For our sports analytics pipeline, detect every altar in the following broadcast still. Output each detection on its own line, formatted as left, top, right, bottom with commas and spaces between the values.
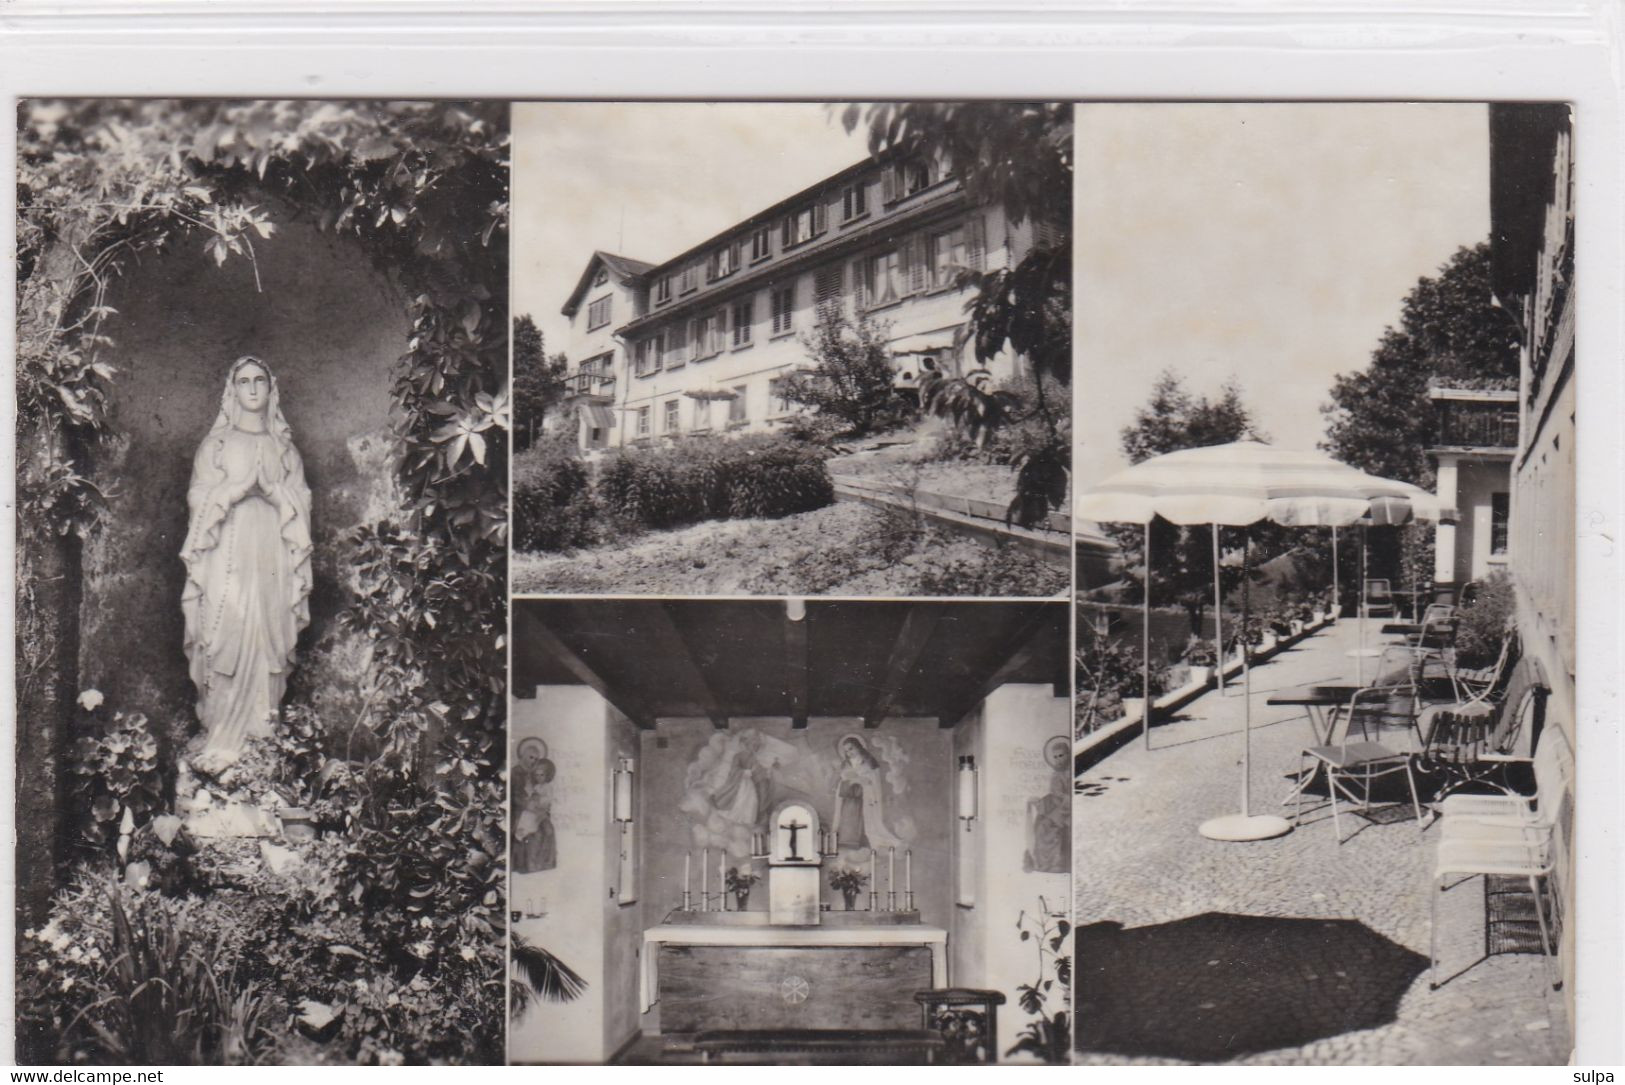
641, 917, 949, 1031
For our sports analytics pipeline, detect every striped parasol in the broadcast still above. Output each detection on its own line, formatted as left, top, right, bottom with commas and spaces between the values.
1075, 441, 1450, 529
1075, 441, 1449, 842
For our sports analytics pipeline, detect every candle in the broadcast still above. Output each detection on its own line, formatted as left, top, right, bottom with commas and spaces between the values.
906, 849, 912, 895
701, 847, 709, 911
889, 847, 895, 896
719, 851, 726, 905
871, 849, 877, 893
685, 850, 692, 902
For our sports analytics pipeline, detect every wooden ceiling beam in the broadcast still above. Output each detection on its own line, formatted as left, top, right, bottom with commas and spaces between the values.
654, 602, 730, 730
937, 605, 1062, 728
515, 606, 657, 729
862, 605, 941, 730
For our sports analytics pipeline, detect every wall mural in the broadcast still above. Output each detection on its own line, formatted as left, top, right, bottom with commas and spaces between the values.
513, 736, 558, 874
1023, 736, 1072, 875
831, 732, 916, 864
678, 727, 918, 864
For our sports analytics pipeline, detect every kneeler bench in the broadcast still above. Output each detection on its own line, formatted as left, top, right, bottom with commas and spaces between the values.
691, 1028, 945, 1064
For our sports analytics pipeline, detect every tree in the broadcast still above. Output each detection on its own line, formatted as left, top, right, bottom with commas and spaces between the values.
1107, 371, 1267, 638
1322, 243, 1519, 487
511, 314, 567, 450
782, 309, 910, 437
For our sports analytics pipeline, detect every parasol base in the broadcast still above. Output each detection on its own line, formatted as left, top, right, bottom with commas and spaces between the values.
1198, 813, 1293, 841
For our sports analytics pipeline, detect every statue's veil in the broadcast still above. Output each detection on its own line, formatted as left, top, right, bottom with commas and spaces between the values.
209, 355, 297, 459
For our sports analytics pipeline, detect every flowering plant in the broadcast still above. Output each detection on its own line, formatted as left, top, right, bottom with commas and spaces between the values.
828, 867, 869, 893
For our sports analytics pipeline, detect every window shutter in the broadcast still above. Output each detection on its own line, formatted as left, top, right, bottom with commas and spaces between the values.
814, 264, 842, 319
907, 235, 929, 294
781, 217, 793, 248
850, 257, 868, 312
966, 213, 986, 271
813, 200, 827, 236
882, 165, 898, 205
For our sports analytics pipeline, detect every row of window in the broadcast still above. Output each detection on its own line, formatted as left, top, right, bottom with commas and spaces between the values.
631, 379, 795, 437
647, 157, 950, 312
630, 216, 983, 378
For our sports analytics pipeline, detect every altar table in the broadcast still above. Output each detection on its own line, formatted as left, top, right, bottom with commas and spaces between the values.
641, 923, 948, 1030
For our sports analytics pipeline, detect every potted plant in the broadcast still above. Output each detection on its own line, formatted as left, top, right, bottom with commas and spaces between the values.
828, 866, 869, 911
725, 865, 760, 911
1183, 639, 1218, 687
1118, 661, 1168, 721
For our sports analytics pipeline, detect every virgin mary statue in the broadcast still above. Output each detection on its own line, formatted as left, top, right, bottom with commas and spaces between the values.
180, 356, 313, 767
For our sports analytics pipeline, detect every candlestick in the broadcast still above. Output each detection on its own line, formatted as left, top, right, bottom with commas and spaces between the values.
685, 850, 692, 905
719, 851, 726, 910
889, 846, 895, 897
701, 847, 709, 912
906, 849, 912, 895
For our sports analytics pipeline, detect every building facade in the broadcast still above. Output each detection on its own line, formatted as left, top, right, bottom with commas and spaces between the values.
555, 153, 1043, 451
1427, 383, 1516, 595
1487, 100, 1576, 1013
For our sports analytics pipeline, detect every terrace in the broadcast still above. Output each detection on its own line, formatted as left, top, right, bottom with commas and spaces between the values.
1073, 618, 1569, 1065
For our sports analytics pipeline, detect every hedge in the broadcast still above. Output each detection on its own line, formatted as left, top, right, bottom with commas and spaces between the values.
598, 433, 833, 530
513, 433, 598, 552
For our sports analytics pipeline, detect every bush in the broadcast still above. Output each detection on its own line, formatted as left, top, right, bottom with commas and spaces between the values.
598, 434, 833, 530
512, 433, 598, 552
1454, 569, 1515, 668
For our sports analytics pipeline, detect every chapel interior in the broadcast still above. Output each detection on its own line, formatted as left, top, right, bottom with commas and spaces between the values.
508, 598, 1071, 1065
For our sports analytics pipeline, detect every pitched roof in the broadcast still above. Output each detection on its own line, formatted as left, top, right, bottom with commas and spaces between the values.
561, 250, 655, 317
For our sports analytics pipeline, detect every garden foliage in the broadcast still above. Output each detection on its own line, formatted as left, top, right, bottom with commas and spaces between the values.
1454, 569, 1516, 669
513, 433, 599, 552
598, 434, 834, 531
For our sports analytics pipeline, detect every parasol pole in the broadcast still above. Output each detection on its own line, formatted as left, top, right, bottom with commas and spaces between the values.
1241, 527, 1252, 816
1143, 519, 1153, 749
1331, 526, 1340, 624
1212, 525, 1225, 696
1358, 524, 1368, 686
1197, 524, 1290, 842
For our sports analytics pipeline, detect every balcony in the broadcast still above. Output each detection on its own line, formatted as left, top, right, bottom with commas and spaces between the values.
1429, 388, 1518, 451
565, 370, 616, 400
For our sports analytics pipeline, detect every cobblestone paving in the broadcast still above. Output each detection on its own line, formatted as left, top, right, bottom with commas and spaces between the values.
1074, 621, 1570, 1065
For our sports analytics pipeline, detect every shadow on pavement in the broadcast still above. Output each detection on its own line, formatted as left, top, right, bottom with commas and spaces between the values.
1075, 912, 1428, 1062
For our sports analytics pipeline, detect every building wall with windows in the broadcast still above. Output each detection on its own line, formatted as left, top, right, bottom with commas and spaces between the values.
1488, 99, 1575, 1016
561, 154, 1042, 450
1428, 388, 1516, 593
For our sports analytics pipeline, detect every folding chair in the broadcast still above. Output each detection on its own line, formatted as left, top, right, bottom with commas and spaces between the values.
1291, 646, 1424, 843
1362, 578, 1397, 620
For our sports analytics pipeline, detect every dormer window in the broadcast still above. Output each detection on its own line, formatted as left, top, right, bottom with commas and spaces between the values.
780, 202, 827, 249
750, 225, 773, 262
841, 181, 868, 222
882, 158, 936, 205
707, 241, 741, 282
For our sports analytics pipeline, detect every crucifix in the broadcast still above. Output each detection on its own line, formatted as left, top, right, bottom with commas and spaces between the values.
781, 817, 809, 861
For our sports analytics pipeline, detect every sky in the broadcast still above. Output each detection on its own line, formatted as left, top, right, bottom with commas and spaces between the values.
1075, 102, 1491, 486
513, 102, 873, 352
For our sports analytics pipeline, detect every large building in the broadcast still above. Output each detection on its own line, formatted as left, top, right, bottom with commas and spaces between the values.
1487, 100, 1576, 1014
554, 151, 1047, 451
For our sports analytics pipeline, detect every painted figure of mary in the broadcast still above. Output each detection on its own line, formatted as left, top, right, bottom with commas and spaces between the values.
831, 733, 904, 853
180, 356, 313, 768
